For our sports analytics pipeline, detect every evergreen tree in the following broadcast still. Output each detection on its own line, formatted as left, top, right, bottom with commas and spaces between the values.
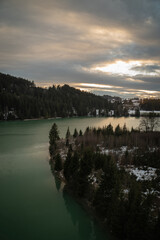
63, 146, 72, 181
54, 153, 63, 171
106, 123, 113, 135
94, 158, 121, 220
135, 108, 140, 117
49, 123, 60, 150
115, 124, 122, 136
80, 148, 93, 176
125, 182, 150, 240
73, 128, 78, 138
79, 129, 83, 136
122, 123, 128, 134
66, 127, 70, 139
69, 151, 79, 176
66, 138, 69, 147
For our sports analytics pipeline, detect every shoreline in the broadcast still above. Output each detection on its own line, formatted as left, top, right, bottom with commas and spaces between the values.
53, 170, 114, 239
1, 114, 160, 123
24, 117, 62, 121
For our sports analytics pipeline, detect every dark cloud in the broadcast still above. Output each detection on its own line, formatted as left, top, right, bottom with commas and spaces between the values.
0, 0, 160, 97
131, 65, 160, 73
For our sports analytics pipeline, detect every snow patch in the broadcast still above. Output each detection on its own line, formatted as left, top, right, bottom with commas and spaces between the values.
126, 166, 157, 181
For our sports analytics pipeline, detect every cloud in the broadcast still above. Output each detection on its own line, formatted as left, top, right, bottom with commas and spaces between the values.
131, 64, 160, 74
0, 0, 160, 98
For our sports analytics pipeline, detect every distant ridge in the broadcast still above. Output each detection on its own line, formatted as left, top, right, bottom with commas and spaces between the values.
0, 72, 113, 120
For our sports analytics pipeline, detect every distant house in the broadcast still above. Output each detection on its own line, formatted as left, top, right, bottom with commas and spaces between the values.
108, 110, 114, 116
72, 107, 77, 115
96, 109, 99, 116
128, 110, 136, 116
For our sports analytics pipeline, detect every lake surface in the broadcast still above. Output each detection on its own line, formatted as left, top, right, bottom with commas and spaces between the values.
0, 117, 142, 240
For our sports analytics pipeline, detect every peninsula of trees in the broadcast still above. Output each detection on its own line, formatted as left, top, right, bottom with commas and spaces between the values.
49, 123, 160, 240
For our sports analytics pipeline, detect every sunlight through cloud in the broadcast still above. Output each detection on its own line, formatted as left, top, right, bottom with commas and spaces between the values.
92, 61, 159, 77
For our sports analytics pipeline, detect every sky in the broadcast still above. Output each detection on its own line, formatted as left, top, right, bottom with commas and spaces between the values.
0, 0, 160, 98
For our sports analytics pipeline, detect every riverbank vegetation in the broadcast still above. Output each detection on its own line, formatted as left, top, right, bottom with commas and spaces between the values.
49, 123, 160, 240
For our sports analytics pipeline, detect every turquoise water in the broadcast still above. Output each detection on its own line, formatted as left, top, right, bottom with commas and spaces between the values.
0, 117, 141, 240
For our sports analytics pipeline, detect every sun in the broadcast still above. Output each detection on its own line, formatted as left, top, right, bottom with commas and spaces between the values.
93, 60, 141, 76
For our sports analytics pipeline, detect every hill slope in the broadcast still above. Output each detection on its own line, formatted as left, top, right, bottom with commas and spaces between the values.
0, 72, 112, 120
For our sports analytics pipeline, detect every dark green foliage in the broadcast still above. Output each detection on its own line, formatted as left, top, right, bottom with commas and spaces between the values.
94, 152, 106, 170
66, 138, 69, 147
85, 127, 90, 134
135, 108, 140, 117
49, 123, 160, 240
80, 148, 93, 176
79, 129, 83, 136
123, 107, 129, 117
0, 72, 112, 120
49, 123, 60, 148
94, 157, 121, 219
124, 182, 152, 240
54, 153, 63, 171
69, 151, 80, 177
115, 124, 122, 136
65, 127, 71, 146
73, 128, 78, 138
140, 98, 160, 111
106, 123, 113, 135
63, 146, 72, 181
66, 127, 70, 139
122, 123, 128, 134
75, 173, 89, 198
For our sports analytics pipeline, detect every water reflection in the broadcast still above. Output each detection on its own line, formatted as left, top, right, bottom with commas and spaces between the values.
63, 188, 92, 239
54, 176, 62, 192
62, 187, 110, 240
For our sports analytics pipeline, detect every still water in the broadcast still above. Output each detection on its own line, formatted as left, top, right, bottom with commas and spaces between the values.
0, 117, 141, 240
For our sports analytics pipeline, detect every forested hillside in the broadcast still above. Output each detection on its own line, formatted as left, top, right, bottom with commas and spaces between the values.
0, 72, 112, 120
140, 98, 160, 111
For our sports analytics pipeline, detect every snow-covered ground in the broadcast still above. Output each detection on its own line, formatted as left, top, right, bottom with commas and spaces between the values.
88, 174, 97, 184
140, 110, 160, 115
100, 146, 137, 155
126, 166, 157, 181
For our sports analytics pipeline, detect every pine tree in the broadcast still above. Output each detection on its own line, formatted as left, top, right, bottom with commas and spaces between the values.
64, 146, 72, 181
66, 127, 70, 139
106, 123, 113, 135
115, 124, 122, 136
49, 123, 60, 151
122, 123, 128, 134
54, 153, 63, 171
49, 123, 60, 145
79, 129, 83, 136
73, 128, 78, 138
69, 151, 79, 176
80, 148, 93, 176
66, 127, 70, 146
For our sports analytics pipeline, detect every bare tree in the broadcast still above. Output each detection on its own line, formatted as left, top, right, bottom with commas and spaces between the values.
139, 113, 159, 131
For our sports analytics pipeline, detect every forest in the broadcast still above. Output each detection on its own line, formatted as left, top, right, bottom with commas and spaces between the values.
140, 99, 160, 111
49, 123, 160, 240
1, 72, 160, 120
0, 72, 114, 120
